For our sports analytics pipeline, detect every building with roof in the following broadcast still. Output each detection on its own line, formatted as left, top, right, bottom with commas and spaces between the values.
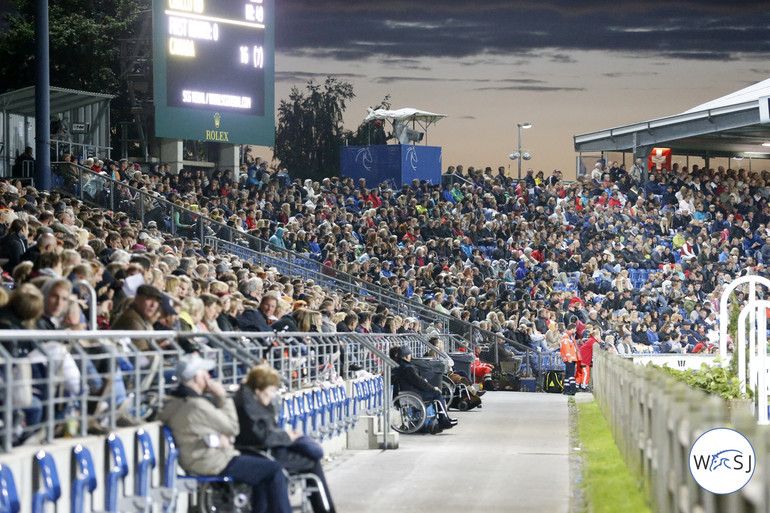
574, 78, 770, 174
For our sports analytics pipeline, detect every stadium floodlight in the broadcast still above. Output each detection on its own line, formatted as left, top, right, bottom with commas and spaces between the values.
513, 122, 532, 179
762, 142, 770, 147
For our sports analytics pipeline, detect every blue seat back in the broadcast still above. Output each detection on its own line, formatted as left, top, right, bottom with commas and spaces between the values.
0, 464, 20, 513
304, 391, 316, 435
33, 451, 61, 513
72, 444, 97, 513
293, 394, 305, 432
106, 433, 129, 512
135, 429, 156, 497
162, 427, 179, 489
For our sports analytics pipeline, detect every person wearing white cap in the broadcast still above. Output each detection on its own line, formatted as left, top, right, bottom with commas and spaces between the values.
159, 354, 291, 513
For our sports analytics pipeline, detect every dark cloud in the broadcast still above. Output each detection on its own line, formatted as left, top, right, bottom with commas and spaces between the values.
275, 72, 366, 83
459, 115, 477, 119
660, 51, 733, 61
475, 85, 585, 92
379, 58, 432, 70
603, 71, 660, 78
371, 76, 545, 85
549, 54, 576, 64
276, 1, 770, 62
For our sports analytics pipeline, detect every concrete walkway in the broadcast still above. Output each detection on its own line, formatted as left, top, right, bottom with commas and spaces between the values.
325, 391, 570, 513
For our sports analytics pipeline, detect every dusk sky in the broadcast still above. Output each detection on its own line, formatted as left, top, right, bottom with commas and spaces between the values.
254, 0, 770, 178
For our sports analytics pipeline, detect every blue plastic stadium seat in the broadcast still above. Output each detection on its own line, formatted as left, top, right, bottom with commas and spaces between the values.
278, 397, 293, 429
106, 433, 150, 513
161, 426, 232, 513
0, 464, 20, 513
72, 444, 98, 513
135, 429, 175, 506
33, 451, 61, 513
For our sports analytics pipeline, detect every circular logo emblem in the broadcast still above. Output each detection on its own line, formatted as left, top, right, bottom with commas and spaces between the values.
689, 427, 755, 494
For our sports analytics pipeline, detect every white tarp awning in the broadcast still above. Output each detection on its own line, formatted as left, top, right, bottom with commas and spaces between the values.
364, 107, 447, 127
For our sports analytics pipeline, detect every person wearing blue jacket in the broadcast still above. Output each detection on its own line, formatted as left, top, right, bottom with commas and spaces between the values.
269, 226, 286, 249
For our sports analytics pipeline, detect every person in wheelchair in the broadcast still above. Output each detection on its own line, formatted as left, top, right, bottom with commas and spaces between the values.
234, 365, 336, 513
159, 354, 292, 513
391, 345, 457, 430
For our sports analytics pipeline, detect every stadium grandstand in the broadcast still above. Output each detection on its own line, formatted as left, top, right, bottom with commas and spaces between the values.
0, 144, 769, 511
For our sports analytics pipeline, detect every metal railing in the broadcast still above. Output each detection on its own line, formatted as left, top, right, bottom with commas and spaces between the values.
51, 162, 545, 366
593, 347, 768, 513
0, 330, 419, 453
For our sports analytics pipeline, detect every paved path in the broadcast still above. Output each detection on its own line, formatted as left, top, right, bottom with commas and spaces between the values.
325, 391, 570, 513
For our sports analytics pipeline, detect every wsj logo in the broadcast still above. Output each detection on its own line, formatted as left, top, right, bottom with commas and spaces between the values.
689, 428, 755, 494
692, 449, 752, 473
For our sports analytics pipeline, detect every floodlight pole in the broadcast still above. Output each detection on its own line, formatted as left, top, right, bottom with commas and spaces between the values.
517, 124, 523, 180
516, 122, 531, 181
35, 0, 51, 191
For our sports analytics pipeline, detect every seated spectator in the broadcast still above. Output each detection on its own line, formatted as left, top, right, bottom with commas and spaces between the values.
111, 284, 163, 350
390, 345, 456, 430
160, 354, 292, 513
234, 365, 336, 513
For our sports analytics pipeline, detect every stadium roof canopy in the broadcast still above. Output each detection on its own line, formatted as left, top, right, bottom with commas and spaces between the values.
573, 78, 770, 159
0, 85, 114, 117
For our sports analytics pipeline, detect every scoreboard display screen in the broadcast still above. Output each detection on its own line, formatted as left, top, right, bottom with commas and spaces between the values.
153, 0, 275, 146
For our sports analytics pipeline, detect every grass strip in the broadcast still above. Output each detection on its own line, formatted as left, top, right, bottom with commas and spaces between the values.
577, 400, 651, 513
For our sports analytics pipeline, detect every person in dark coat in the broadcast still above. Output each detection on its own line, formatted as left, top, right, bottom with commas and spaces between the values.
237, 295, 276, 332
234, 365, 335, 513
0, 219, 29, 271
390, 345, 457, 430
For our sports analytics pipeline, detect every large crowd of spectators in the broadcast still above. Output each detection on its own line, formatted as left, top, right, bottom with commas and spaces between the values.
0, 151, 763, 443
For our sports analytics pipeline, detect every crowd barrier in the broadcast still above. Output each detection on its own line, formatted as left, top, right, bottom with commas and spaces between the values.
593, 347, 768, 513
0, 330, 440, 513
0, 331, 444, 453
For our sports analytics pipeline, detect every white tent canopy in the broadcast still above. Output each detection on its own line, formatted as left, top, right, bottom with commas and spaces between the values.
364, 107, 447, 127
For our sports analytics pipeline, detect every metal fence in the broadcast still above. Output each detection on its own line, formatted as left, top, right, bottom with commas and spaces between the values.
0, 330, 425, 453
593, 348, 768, 513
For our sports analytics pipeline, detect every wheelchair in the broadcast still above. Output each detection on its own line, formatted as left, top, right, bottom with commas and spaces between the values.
441, 375, 475, 411
389, 389, 442, 435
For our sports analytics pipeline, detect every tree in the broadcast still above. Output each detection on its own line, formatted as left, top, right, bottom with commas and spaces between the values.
0, 0, 149, 151
348, 94, 392, 146
273, 76, 355, 180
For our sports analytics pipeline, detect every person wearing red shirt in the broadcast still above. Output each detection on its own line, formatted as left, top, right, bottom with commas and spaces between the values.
576, 328, 597, 391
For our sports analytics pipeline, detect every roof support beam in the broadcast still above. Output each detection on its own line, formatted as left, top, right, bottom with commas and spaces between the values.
574, 108, 761, 153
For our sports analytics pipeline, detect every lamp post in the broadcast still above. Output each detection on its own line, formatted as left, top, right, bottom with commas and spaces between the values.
509, 122, 532, 180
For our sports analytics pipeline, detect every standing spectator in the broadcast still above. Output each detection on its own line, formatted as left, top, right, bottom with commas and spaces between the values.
560, 322, 579, 396
577, 329, 596, 391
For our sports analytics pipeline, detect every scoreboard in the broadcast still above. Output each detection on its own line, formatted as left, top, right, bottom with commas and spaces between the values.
153, 0, 275, 146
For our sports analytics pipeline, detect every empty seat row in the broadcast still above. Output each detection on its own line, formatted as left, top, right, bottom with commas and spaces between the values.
277, 377, 384, 441
0, 430, 163, 513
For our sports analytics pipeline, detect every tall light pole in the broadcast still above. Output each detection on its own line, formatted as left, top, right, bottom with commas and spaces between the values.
509, 122, 532, 180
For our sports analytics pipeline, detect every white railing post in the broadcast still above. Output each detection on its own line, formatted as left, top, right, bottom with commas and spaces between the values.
719, 275, 770, 361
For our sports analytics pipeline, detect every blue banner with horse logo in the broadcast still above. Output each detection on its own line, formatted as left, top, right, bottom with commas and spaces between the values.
341, 145, 442, 188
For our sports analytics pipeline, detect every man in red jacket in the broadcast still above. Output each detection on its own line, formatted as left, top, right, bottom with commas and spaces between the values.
577, 328, 597, 391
